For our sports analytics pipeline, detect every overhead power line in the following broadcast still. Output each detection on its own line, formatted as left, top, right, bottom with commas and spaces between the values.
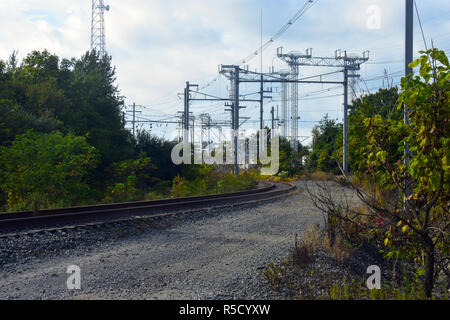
414, 0, 428, 51
239, 0, 318, 65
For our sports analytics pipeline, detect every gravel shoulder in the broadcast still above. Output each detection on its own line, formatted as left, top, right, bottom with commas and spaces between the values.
0, 181, 338, 300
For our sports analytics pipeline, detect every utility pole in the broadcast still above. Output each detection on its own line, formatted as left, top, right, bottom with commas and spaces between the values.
259, 75, 264, 159
259, 76, 272, 159
184, 82, 190, 145
132, 102, 136, 138
207, 117, 211, 147
276, 105, 279, 131
201, 114, 212, 149
343, 68, 349, 175
271, 106, 275, 141
260, 8, 264, 132
191, 116, 195, 148
259, 83, 273, 131
405, 0, 414, 178
126, 103, 141, 139
290, 63, 299, 157
260, 74, 264, 131
271, 106, 275, 131
405, 0, 414, 78
233, 66, 240, 177
183, 81, 199, 145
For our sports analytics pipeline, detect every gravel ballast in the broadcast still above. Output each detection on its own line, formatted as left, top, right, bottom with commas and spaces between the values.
0, 181, 340, 300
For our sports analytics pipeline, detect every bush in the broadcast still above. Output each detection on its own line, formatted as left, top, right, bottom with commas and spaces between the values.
0, 130, 99, 211
292, 232, 316, 268
306, 49, 450, 299
299, 171, 334, 181
170, 166, 257, 198
102, 154, 157, 203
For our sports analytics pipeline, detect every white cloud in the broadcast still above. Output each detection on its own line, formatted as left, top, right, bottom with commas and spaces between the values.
0, 0, 449, 142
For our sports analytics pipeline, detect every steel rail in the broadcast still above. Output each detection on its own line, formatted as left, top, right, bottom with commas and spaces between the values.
0, 181, 296, 234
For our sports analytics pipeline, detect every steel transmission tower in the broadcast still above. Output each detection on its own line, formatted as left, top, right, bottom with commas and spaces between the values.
275, 70, 290, 138
277, 49, 313, 156
91, 0, 110, 57
277, 47, 369, 173
200, 113, 212, 150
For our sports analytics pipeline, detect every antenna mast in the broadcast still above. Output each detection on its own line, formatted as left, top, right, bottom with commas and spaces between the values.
91, 0, 110, 57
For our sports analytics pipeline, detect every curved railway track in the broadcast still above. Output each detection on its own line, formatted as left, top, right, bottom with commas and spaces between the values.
0, 181, 296, 237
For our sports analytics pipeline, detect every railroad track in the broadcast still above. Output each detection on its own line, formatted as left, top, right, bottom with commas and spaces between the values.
0, 181, 296, 237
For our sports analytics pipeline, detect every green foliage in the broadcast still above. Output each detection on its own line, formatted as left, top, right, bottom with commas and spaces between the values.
0, 130, 98, 211
216, 172, 257, 194
278, 137, 308, 176
0, 49, 133, 167
348, 87, 402, 173
329, 281, 346, 300
351, 49, 449, 298
101, 130, 184, 203
103, 178, 139, 204
134, 130, 180, 182
170, 166, 257, 198
363, 48, 449, 254
399, 50, 449, 201
305, 115, 342, 173
309, 49, 448, 299
326, 277, 441, 300
0, 99, 62, 144
0, 49, 263, 211
304, 88, 401, 175
0, 50, 138, 208
102, 154, 156, 203
264, 262, 287, 290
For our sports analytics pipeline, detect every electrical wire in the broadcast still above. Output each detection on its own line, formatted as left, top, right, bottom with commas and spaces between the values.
239, 0, 318, 65
414, 1, 428, 51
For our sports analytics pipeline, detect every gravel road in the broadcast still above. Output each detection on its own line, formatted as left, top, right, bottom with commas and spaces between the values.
0, 181, 341, 300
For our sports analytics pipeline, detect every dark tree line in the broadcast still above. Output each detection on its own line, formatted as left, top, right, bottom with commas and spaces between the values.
0, 50, 182, 211
305, 87, 402, 174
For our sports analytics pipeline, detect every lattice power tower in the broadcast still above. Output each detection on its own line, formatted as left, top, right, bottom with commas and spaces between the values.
91, 0, 110, 57
277, 47, 369, 173
277, 49, 313, 154
277, 69, 290, 138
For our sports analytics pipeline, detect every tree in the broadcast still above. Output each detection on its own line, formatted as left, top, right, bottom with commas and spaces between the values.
0, 130, 99, 211
0, 50, 134, 167
103, 153, 157, 203
347, 87, 402, 173
307, 49, 449, 298
277, 137, 308, 176
303, 88, 401, 175
305, 115, 342, 173
66, 51, 133, 167
134, 130, 180, 182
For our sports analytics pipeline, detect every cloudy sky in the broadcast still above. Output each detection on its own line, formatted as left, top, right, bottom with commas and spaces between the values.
1, 0, 449, 143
